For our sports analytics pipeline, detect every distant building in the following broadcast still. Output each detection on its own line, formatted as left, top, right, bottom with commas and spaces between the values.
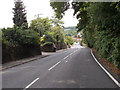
71, 36, 81, 42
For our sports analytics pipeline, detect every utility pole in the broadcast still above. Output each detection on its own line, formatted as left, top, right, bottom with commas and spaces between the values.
36, 14, 43, 37
35, 14, 43, 55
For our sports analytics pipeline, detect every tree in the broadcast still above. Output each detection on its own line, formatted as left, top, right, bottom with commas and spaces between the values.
43, 32, 55, 44
65, 36, 74, 45
13, 0, 28, 29
50, 2, 120, 69
30, 17, 52, 37
51, 16, 64, 27
50, 1, 70, 19
2, 28, 39, 46
51, 26, 65, 43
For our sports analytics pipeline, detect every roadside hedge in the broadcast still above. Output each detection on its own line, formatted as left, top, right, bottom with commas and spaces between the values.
2, 28, 41, 63
80, 3, 120, 69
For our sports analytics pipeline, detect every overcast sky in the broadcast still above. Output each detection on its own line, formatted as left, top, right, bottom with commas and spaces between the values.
0, 0, 78, 28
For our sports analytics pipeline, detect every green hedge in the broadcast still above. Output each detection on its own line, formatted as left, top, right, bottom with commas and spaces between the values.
83, 29, 120, 69
2, 28, 39, 46
2, 27, 41, 63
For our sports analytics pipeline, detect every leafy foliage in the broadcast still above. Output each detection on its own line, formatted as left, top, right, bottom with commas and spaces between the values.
63, 26, 77, 36
50, 2, 120, 69
51, 16, 64, 27
30, 17, 67, 46
50, 1, 70, 19
87, 2, 120, 34
30, 18, 52, 37
81, 2, 120, 69
65, 36, 74, 45
51, 26, 65, 43
2, 28, 39, 46
43, 32, 55, 44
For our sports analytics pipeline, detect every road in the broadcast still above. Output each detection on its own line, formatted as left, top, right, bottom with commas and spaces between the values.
2, 42, 118, 89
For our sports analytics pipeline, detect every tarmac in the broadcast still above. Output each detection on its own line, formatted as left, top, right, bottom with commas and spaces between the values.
0, 49, 68, 71
0, 52, 55, 71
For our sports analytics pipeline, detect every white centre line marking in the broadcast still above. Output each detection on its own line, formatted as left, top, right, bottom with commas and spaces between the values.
23, 78, 39, 90
65, 61, 68, 63
48, 50, 78, 71
73, 50, 77, 53
70, 53, 73, 55
48, 61, 61, 71
63, 55, 69, 60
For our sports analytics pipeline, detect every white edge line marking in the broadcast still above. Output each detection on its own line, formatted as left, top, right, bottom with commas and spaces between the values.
48, 61, 61, 71
91, 49, 120, 87
24, 78, 39, 90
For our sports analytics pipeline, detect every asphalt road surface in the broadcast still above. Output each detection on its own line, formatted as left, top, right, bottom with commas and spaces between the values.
2, 43, 119, 89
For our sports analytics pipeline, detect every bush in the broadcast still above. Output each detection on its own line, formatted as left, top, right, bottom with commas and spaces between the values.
92, 30, 120, 69
2, 27, 41, 63
2, 28, 40, 46
41, 42, 56, 52
16, 29, 39, 46
82, 28, 95, 48
107, 37, 120, 69
43, 32, 55, 44
65, 36, 74, 45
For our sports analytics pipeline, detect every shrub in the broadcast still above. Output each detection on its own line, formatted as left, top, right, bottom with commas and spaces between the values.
43, 32, 55, 44
2, 27, 41, 63
16, 29, 39, 46
65, 36, 74, 45
2, 28, 40, 46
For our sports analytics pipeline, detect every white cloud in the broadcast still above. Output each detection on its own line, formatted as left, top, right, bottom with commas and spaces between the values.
62, 9, 78, 27
0, 0, 14, 28
0, 0, 78, 28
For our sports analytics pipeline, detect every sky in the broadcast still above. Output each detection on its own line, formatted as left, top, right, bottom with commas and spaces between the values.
0, 0, 78, 28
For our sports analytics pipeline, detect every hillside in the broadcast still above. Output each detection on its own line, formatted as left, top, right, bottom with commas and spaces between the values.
63, 26, 78, 36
